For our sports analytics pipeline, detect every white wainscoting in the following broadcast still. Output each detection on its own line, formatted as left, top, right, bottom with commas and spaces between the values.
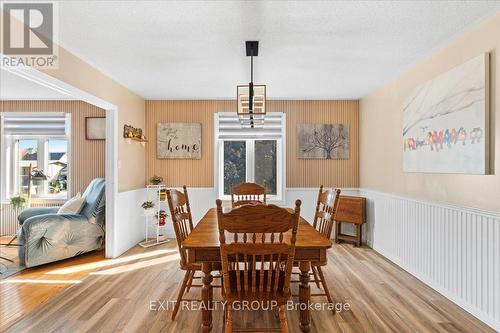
359, 189, 500, 331
113, 188, 148, 257
114, 186, 499, 330
145, 187, 359, 240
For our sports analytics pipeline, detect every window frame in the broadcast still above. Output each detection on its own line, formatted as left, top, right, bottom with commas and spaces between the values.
0, 112, 71, 202
214, 112, 286, 203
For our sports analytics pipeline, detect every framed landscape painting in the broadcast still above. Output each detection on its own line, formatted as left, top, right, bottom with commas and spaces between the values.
157, 123, 201, 159
403, 53, 489, 174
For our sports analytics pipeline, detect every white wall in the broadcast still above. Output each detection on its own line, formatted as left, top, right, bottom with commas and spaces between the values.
356, 13, 500, 331
359, 13, 500, 213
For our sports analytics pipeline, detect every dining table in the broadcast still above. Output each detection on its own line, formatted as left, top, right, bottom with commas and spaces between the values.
182, 207, 333, 332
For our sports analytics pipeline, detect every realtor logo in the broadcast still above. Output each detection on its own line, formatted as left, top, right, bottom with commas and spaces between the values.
1, 1, 58, 68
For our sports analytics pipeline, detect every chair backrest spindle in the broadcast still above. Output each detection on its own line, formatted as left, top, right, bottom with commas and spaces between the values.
216, 199, 301, 297
313, 185, 341, 239
231, 182, 267, 208
167, 185, 194, 267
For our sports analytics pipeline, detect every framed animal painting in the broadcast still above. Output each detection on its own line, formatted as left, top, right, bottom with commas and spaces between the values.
402, 53, 490, 174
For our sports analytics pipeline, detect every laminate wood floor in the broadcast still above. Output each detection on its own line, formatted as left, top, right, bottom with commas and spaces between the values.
0, 240, 494, 333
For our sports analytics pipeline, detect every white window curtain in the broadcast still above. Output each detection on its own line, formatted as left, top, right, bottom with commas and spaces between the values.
216, 112, 285, 140
2, 114, 67, 136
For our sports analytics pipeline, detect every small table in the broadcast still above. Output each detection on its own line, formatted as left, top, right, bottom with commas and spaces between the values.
335, 196, 366, 247
183, 208, 332, 332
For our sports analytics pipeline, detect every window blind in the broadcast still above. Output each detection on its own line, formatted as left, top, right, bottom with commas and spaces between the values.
216, 112, 285, 140
2, 113, 67, 136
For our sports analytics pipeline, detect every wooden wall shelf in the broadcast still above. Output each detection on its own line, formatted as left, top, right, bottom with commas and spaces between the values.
128, 137, 148, 143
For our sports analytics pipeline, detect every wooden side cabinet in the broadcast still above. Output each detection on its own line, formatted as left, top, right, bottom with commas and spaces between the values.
334, 195, 366, 247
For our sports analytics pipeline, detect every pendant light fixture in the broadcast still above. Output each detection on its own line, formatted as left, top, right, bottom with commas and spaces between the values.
237, 41, 266, 128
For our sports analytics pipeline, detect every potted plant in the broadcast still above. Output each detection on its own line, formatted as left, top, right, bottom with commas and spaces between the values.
10, 195, 28, 211
31, 168, 48, 186
155, 210, 168, 226
141, 201, 155, 216
149, 175, 163, 185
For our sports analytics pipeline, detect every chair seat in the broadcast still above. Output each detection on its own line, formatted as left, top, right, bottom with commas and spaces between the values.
179, 261, 222, 271
180, 262, 201, 270
224, 270, 290, 303
233, 200, 264, 207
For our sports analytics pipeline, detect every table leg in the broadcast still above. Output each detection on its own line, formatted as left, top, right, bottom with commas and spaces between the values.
356, 224, 362, 247
201, 262, 213, 333
335, 221, 341, 244
299, 261, 311, 332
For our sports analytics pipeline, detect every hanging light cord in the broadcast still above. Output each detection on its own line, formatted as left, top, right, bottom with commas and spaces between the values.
249, 52, 254, 116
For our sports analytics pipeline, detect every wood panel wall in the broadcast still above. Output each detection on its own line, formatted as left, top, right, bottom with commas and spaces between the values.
145, 100, 359, 188
1, 100, 105, 235
1, 100, 106, 195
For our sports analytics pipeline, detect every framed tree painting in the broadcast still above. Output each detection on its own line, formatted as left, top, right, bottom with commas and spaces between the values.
402, 53, 489, 174
297, 123, 349, 159
157, 123, 201, 159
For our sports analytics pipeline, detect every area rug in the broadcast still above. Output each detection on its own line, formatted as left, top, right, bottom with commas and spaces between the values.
0, 237, 25, 280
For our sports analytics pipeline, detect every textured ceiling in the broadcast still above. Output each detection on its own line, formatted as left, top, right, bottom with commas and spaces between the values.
55, 1, 500, 99
0, 69, 75, 100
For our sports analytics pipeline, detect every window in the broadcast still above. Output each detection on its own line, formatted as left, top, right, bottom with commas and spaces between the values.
216, 112, 285, 201
1, 113, 70, 201
254, 140, 277, 195
223, 141, 246, 195
47, 140, 68, 197
18, 139, 38, 196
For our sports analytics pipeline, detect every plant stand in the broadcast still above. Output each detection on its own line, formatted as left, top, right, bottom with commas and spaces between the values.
139, 184, 170, 248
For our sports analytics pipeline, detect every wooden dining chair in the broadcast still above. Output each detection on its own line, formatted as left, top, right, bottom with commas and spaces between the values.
216, 199, 301, 333
310, 186, 341, 306
231, 182, 266, 208
167, 186, 220, 320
